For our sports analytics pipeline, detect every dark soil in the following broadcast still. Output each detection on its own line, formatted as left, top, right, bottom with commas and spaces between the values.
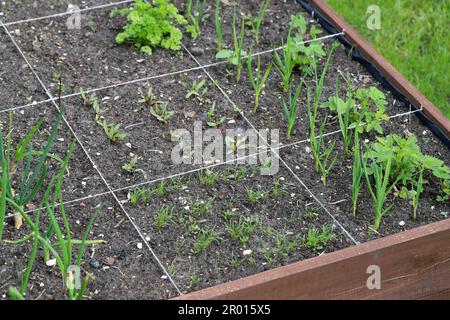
0, 0, 448, 300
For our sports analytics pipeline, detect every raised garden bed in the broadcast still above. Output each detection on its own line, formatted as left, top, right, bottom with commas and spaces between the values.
0, 0, 449, 300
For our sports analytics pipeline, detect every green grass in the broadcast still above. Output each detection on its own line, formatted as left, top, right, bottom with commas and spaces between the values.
326, 0, 450, 118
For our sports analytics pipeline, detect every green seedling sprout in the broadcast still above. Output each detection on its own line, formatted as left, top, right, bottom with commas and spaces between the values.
150, 101, 175, 124
351, 129, 363, 216
216, 6, 247, 82
122, 155, 139, 174
246, 47, 272, 112
281, 79, 303, 140
186, 79, 209, 101
186, 0, 206, 40
215, 0, 224, 51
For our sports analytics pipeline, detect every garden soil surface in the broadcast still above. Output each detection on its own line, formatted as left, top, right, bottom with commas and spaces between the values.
0, 0, 448, 299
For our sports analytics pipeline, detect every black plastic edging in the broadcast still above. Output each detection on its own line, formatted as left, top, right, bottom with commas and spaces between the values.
296, 0, 450, 149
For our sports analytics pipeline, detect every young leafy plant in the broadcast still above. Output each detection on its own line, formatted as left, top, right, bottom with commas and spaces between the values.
154, 206, 174, 230
99, 120, 128, 142
281, 80, 303, 140
186, 79, 208, 101
273, 14, 307, 92
216, 6, 247, 82
322, 79, 356, 155
206, 101, 226, 127
243, 0, 270, 45
150, 101, 175, 124
363, 150, 399, 231
112, 0, 187, 55
246, 48, 272, 112
305, 225, 337, 250
193, 228, 219, 253
352, 87, 389, 134
185, 0, 206, 39
365, 134, 450, 219
122, 155, 139, 174
226, 216, 261, 245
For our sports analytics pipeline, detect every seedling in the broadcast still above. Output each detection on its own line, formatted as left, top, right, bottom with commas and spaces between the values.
167, 263, 177, 277
99, 120, 128, 142
308, 106, 338, 186
305, 225, 337, 250
246, 188, 268, 204
365, 134, 449, 219
243, 0, 270, 45
246, 48, 272, 112
226, 216, 261, 244
351, 129, 363, 216
411, 167, 424, 220
281, 80, 303, 140
7, 145, 103, 300
188, 197, 214, 216
352, 87, 389, 134
186, 0, 206, 39
273, 14, 307, 92
306, 45, 338, 185
206, 101, 226, 127
322, 79, 356, 155
122, 155, 139, 174
272, 178, 283, 199
155, 180, 166, 197
222, 209, 235, 222
363, 150, 399, 231
128, 187, 153, 205
216, 6, 247, 82
186, 79, 208, 101
80, 87, 98, 107
187, 274, 200, 288
112, 0, 187, 54
150, 101, 175, 124
193, 228, 219, 253
275, 233, 301, 257
198, 169, 219, 185
154, 206, 174, 230
214, 0, 224, 51
0, 110, 65, 235
225, 136, 248, 154
138, 87, 158, 106
52, 72, 66, 93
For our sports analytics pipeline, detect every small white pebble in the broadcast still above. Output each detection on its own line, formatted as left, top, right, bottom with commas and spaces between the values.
125, 142, 132, 149
399, 221, 405, 227
161, 275, 168, 280
46, 258, 56, 267
243, 249, 252, 256
40, 282, 45, 287
137, 243, 143, 249
145, 236, 151, 241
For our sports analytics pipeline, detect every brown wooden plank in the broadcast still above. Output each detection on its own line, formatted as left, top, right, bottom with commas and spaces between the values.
176, 219, 450, 300
307, 0, 450, 137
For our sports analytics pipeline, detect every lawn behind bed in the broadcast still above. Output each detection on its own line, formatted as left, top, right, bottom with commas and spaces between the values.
326, 0, 450, 119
